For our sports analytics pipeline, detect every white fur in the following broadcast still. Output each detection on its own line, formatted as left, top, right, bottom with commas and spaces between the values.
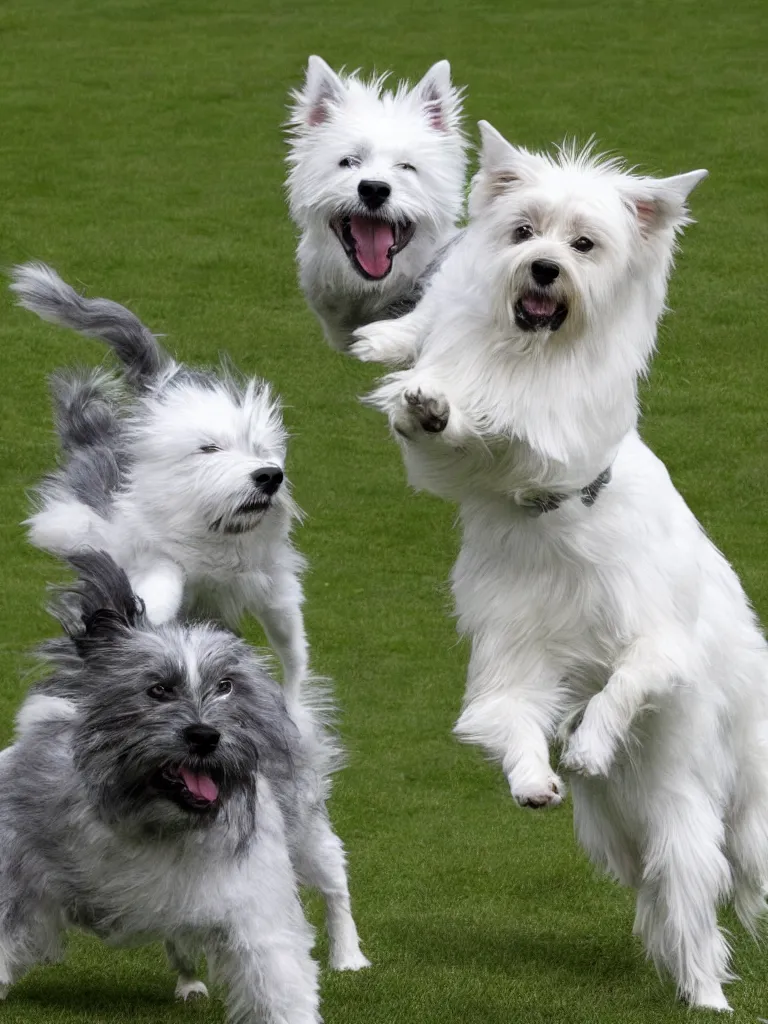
27, 366, 310, 697
285, 55, 468, 350
355, 122, 768, 1009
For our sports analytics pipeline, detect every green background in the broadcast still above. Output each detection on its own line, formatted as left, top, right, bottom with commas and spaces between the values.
0, 0, 766, 1021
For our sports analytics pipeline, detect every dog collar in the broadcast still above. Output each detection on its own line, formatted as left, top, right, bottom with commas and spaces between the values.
528, 465, 612, 517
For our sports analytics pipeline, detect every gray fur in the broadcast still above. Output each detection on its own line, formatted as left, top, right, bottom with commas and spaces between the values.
0, 552, 323, 1021
10, 262, 170, 387
33, 367, 128, 518
50, 367, 124, 451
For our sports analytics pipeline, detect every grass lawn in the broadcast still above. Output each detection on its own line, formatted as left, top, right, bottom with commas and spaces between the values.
0, 0, 766, 1021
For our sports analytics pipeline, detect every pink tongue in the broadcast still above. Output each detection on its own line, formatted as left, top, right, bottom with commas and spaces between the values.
523, 295, 557, 317
349, 215, 394, 278
180, 768, 219, 802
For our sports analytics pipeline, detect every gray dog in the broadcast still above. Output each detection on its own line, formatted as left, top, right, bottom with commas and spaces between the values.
0, 552, 324, 1023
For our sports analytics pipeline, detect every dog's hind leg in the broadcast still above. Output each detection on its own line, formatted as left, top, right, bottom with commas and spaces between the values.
165, 938, 208, 1001
634, 788, 733, 1010
563, 636, 684, 777
454, 636, 565, 809
0, 906, 63, 998
294, 813, 370, 971
726, 723, 768, 933
569, 776, 641, 887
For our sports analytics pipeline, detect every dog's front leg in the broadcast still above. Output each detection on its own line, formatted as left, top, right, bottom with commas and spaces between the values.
350, 300, 434, 367
563, 637, 683, 777
130, 559, 185, 625
210, 915, 321, 1024
243, 573, 309, 697
385, 373, 480, 449
292, 811, 370, 971
166, 938, 208, 1001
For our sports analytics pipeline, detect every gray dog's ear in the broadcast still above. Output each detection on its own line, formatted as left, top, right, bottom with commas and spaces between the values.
50, 551, 145, 650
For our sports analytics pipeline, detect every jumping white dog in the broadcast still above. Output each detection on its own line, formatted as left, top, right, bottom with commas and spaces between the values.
12, 262, 309, 692
286, 55, 467, 351
354, 121, 768, 1010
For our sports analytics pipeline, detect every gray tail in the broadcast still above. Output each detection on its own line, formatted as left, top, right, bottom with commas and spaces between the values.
10, 261, 170, 388
50, 367, 124, 452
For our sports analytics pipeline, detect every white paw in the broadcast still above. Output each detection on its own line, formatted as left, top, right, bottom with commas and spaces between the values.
330, 947, 371, 971
689, 982, 731, 1011
348, 335, 385, 363
562, 724, 616, 777
175, 978, 209, 1001
509, 772, 564, 809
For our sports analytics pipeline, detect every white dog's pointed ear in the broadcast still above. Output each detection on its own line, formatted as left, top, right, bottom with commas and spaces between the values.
626, 169, 708, 236
414, 60, 462, 133
296, 55, 345, 128
473, 121, 548, 206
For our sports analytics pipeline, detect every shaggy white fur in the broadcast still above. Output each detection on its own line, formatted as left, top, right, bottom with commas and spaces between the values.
286, 55, 467, 350
354, 121, 768, 1010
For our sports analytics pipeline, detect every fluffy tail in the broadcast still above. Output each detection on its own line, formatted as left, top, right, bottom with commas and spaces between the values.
27, 368, 126, 556
50, 366, 124, 452
10, 261, 170, 388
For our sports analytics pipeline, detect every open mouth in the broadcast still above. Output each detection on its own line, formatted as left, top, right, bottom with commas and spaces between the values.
235, 497, 270, 516
211, 498, 271, 534
514, 292, 569, 333
331, 214, 416, 280
151, 764, 221, 813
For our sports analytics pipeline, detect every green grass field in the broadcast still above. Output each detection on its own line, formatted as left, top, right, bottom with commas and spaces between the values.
1, 0, 767, 1021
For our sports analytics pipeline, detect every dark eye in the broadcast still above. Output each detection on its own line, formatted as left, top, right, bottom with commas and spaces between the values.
216, 679, 232, 696
571, 236, 594, 253
514, 224, 534, 243
147, 683, 175, 701
397, 162, 416, 172
199, 444, 220, 454
339, 156, 360, 169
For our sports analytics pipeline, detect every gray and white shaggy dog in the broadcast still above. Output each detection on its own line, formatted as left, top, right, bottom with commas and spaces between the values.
11, 261, 309, 694
0, 552, 322, 1021
9, 264, 368, 975
0, 552, 368, 1022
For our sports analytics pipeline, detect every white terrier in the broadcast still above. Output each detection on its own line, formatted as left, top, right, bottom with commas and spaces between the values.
354, 122, 768, 1010
285, 55, 467, 351
12, 262, 309, 693
11, 265, 370, 973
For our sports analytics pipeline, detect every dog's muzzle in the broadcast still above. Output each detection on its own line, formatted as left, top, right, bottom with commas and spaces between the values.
150, 762, 223, 814
515, 260, 568, 332
330, 213, 416, 281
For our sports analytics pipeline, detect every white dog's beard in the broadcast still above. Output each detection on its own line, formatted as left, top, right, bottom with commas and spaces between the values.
330, 214, 417, 281
209, 499, 273, 535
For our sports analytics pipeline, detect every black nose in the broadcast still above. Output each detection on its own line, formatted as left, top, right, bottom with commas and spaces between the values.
251, 466, 284, 496
531, 259, 560, 286
358, 179, 391, 211
184, 723, 220, 755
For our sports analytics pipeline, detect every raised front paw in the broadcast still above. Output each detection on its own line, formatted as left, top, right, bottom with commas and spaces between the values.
508, 771, 565, 809
392, 387, 450, 437
349, 332, 385, 363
